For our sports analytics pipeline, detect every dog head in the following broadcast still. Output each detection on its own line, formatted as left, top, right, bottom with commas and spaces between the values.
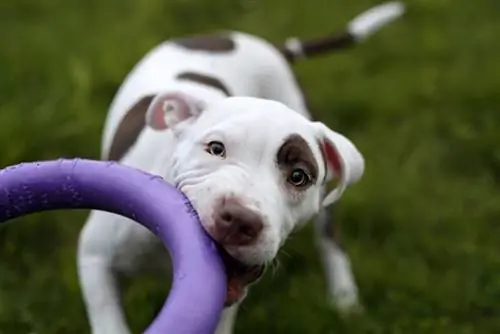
145, 92, 364, 305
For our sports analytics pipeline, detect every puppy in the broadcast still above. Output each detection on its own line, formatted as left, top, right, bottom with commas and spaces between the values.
77, 2, 405, 333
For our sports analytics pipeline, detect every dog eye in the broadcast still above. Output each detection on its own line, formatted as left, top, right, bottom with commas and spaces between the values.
288, 168, 311, 187
206, 141, 226, 157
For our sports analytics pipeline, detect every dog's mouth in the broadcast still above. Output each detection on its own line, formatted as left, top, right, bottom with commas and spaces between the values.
217, 246, 266, 307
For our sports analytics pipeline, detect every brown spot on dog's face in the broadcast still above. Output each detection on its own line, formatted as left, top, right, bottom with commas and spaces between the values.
106, 95, 155, 161
276, 134, 319, 192
172, 33, 235, 53
177, 72, 232, 96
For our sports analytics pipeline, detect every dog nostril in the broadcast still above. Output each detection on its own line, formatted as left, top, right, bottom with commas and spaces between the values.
235, 217, 263, 245
221, 212, 233, 224
239, 222, 259, 238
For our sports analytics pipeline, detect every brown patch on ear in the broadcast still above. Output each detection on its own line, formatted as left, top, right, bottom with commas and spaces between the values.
277, 134, 319, 190
172, 33, 236, 53
177, 72, 232, 96
106, 95, 155, 161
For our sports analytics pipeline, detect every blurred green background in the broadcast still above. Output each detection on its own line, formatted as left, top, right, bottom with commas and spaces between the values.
1, 0, 499, 333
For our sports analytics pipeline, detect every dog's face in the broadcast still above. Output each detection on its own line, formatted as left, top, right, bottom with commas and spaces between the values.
145, 93, 364, 305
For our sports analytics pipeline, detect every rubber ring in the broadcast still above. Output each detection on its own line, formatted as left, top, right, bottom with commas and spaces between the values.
0, 158, 226, 334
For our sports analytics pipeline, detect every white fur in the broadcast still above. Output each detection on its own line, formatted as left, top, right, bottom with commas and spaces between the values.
77, 30, 363, 334
76, 3, 408, 331
75, 3, 409, 333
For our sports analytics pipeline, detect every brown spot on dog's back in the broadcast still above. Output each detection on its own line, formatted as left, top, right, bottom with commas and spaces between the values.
106, 95, 155, 161
277, 134, 319, 190
172, 33, 236, 53
177, 72, 232, 96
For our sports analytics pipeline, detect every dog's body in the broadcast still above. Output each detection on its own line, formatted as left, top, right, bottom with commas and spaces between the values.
77, 3, 405, 333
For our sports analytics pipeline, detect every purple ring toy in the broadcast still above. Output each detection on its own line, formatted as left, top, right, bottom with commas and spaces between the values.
0, 158, 226, 334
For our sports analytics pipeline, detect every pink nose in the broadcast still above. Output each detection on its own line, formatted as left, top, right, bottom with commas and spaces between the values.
213, 201, 264, 246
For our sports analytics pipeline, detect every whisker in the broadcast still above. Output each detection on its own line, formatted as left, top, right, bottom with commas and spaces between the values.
279, 249, 292, 259
271, 258, 281, 277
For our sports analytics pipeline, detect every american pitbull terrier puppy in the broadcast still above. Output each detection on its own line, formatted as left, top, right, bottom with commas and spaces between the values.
77, 2, 405, 333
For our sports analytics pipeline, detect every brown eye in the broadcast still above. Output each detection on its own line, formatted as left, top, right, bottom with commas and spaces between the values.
288, 168, 311, 187
207, 141, 226, 157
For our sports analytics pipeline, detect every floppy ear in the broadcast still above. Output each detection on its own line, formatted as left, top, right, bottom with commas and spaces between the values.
313, 122, 365, 207
145, 91, 205, 131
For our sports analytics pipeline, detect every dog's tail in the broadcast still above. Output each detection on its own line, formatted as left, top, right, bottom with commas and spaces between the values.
279, 1, 405, 63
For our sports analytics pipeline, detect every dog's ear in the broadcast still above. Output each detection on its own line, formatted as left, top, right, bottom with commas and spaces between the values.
145, 92, 205, 131
313, 122, 365, 207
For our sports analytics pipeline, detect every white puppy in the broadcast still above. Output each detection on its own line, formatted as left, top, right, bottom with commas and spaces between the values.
77, 2, 405, 333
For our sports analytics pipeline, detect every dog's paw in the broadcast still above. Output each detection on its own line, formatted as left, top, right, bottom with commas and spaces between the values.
329, 288, 364, 316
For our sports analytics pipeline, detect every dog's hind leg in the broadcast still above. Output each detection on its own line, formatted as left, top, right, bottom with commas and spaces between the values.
214, 304, 239, 334
314, 200, 361, 313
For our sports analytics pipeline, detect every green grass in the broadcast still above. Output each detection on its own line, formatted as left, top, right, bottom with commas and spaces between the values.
1, 0, 499, 332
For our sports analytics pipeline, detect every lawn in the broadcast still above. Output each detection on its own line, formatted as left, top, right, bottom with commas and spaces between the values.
1, 0, 500, 333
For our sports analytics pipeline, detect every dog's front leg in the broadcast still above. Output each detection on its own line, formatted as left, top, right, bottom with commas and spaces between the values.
214, 304, 239, 334
78, 256, 130, 334
77, 210, 132, 334
314, 204, 360, 313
